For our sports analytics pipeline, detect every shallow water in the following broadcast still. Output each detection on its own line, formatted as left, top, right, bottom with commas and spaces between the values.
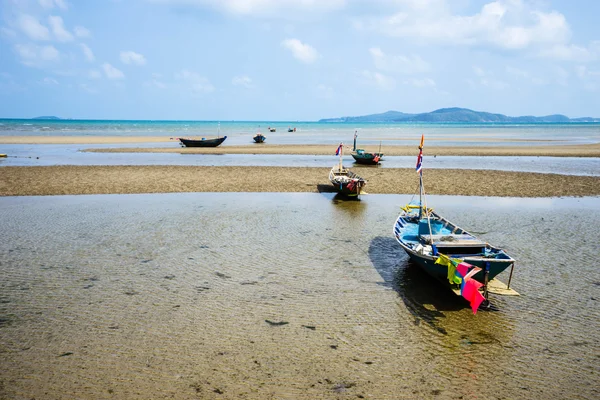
1, 143, 600, 176
1, 193, 598, 399
2, 119, 600, 147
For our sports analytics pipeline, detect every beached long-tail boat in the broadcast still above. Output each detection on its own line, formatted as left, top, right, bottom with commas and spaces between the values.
179, 136, 227, 147
179, 122, 227, 147
329, 143, 366, 198
393, 135, 518, 313
253, 129, 266, 143
351, 131, 383, 165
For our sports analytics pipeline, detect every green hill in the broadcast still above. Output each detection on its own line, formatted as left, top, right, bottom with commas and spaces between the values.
319, 108, 599, 123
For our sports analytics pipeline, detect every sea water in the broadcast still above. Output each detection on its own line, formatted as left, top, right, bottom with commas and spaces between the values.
0, 193, 598, 399
2, 118, 600, 147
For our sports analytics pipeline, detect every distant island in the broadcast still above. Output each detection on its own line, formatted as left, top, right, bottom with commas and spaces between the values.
32, 116, 61, 120
319, 108, 600, 123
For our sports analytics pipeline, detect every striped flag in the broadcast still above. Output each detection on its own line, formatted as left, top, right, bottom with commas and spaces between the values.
416, 134, 424, 173
335, 143, 343, 156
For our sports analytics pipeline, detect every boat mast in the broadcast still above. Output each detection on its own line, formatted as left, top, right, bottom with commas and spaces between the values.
418, 135, 434, 242
419, 173, 423, 219
338, 143, 343, 171
418, 135, 424, 219
353, 130, 357, 152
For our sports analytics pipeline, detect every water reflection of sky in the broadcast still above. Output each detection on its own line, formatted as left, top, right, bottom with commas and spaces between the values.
1, 143, 599, 176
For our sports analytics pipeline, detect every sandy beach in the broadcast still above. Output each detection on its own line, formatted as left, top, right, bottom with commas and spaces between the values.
1, 137, 599, 197
2, 165, 599, 197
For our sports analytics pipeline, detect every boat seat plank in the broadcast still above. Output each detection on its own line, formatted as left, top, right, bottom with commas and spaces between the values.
420, 234, 487, 246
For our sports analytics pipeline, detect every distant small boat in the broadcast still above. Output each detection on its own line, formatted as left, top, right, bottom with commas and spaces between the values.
179, 136, 227, 147
351, 131, 383, 165
288, 127, 296, 132
253, 132, 266, 143
268, 127, 276, 132
329, 143, 366, 198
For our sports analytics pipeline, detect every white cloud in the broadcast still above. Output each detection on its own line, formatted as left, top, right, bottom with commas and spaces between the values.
147, 79, 167, 89
88, 69, 102, 79
39, 0, 68, 10
1, 27, 17, 38
176, 69, 214, 93
40, 45, 59, 60
316, 84, 334, 99
80, 43, 95, 62
48, 15, 74, 42
41, 77, 59, 85
120, 51, 147, 65
369, 47, 430, 74
144, 74, 168, 89
537, 44, 595, 62
18, 14, 50, 41
102, 63, 125, 79
506, 66, 529, 78
402, 78, 436, 88
147, 0, 345, 17
554, 66, 569, 87
281, 38, 318, 64
473, 66, 486, 77
361, 70, 396, 90
470, 65, 508, 89
14, 44, 60, 66
232, 75, 254, 89
74, 26, 91, 38
79, 83, 98, 94
357, 0, 595, 60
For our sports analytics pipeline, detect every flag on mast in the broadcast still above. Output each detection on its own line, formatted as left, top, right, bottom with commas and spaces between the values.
335, 143, 343, 156
416, 135, 424, 173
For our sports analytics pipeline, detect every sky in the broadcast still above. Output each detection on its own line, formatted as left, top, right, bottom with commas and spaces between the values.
0, 0, 599, 121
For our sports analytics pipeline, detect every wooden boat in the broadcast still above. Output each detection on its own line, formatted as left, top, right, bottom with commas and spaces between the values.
351, 131, 383, 165
393, 135, 518, 312
268, 127, 276, 132
329, 143, 366, 197
253, 132, 266, 143
179, 136, 227, 147
287, 127, 296, 132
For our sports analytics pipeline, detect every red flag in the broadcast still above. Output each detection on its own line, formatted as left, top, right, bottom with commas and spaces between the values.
335, 143, 343, 156
415, 135, 424, 173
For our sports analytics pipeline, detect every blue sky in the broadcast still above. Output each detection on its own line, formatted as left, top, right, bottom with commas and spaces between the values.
1, 0, 599, 120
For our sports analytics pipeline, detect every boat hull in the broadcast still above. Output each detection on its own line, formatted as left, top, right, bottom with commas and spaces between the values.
393, 209, 515, 289
179, 136, 227, 147
253, 135, 266, 143
329, 167, 366, 197
351, 152, 383, 165
400, 245, 513, 285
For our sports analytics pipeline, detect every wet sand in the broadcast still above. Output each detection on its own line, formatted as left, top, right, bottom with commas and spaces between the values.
85, 143, 600, 157
1, 136, 600, 156
2, 165, 600, 197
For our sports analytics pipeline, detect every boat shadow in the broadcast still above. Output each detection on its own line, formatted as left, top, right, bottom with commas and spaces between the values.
316, 184, 364, 202
316, 183, 337, 194
368, 236, 465, 334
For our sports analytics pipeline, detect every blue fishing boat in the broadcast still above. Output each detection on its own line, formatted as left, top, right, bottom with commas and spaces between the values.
393, 135, 518, 311
351, 131, 383, 165
253, 128, 266, 143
